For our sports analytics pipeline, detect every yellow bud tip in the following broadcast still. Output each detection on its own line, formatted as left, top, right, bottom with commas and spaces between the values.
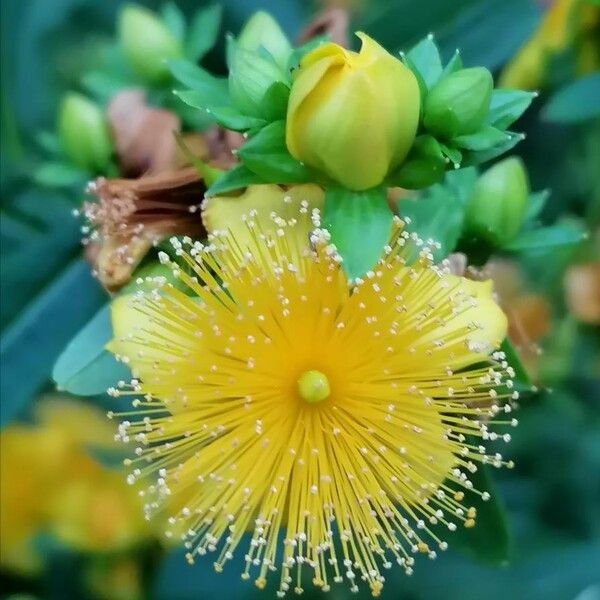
297, 370, 330, 403
417, 542, 429, 553
464, 518, 476, 528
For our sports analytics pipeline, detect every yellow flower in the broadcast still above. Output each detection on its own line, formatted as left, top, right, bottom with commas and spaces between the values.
500, 0, 600, 89
108, 204, 515, 597
0, 398, 148, 572
286, 33, 420, 191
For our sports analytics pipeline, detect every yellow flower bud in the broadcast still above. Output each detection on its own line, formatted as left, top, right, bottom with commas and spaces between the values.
286, 33, 420, 191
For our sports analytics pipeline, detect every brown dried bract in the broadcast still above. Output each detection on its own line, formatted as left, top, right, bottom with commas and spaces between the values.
297, 8, 350, 48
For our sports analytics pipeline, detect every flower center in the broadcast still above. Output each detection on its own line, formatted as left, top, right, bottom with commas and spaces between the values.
297, 370, 330, 403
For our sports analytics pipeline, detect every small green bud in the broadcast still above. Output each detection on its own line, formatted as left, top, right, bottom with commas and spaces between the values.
118, 4, 182, 84
58, 93, 112, 172
424, 67, 493, 139
237, 11, 292, 70
464, 157, 529, 246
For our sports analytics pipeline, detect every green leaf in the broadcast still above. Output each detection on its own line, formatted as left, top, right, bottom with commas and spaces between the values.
397, 193, 464, 261
542, 72, 600, 123
406, 35, 443, 89
206, 164, 267, 196
323, 186, 392, 280
443, 463, 511, 565
259, 81, 290, 122
185, 4, 222, 61
53, 304, 129, 396
1, 260, 105, 426
161, 2, 186, 42
504, 220, 587, 252
169, 62, 229, 104
488, 89, 537, 130
237, 120, 311, 183
34, 162, 88, 189
455, 126, 511, 151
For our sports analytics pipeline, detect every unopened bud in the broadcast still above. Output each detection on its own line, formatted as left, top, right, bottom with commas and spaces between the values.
464, 157, 529, 246
424, 67, 493, 139
58, 93, 113, 172
237, 11, 292, 70
119, 4, 182, 83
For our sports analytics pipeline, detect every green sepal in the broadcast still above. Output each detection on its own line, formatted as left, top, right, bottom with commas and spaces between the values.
387, 135, 446, 189
461, 131, 524, 166
206, 164, 267, 196
237, 120, 312, 183
323, 186, 392, 281
259, 81, 290, 122
439, 143, 463, 167
404, 35, 443, 90
454, 126, 511, 151
440, 50, 463, 79
488, 89, 537, 129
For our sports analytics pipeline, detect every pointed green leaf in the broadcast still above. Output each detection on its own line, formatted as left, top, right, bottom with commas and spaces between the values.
323, 186, 392, 280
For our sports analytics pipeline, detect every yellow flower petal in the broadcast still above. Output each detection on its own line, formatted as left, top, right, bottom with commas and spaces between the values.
202, 183, 324, 261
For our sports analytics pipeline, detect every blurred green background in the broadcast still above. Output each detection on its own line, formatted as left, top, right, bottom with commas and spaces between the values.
1, 0, 599, 599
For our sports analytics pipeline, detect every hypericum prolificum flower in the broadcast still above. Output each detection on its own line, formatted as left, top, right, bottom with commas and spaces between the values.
107, 204, 516, 597
286, 33, 420, 191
